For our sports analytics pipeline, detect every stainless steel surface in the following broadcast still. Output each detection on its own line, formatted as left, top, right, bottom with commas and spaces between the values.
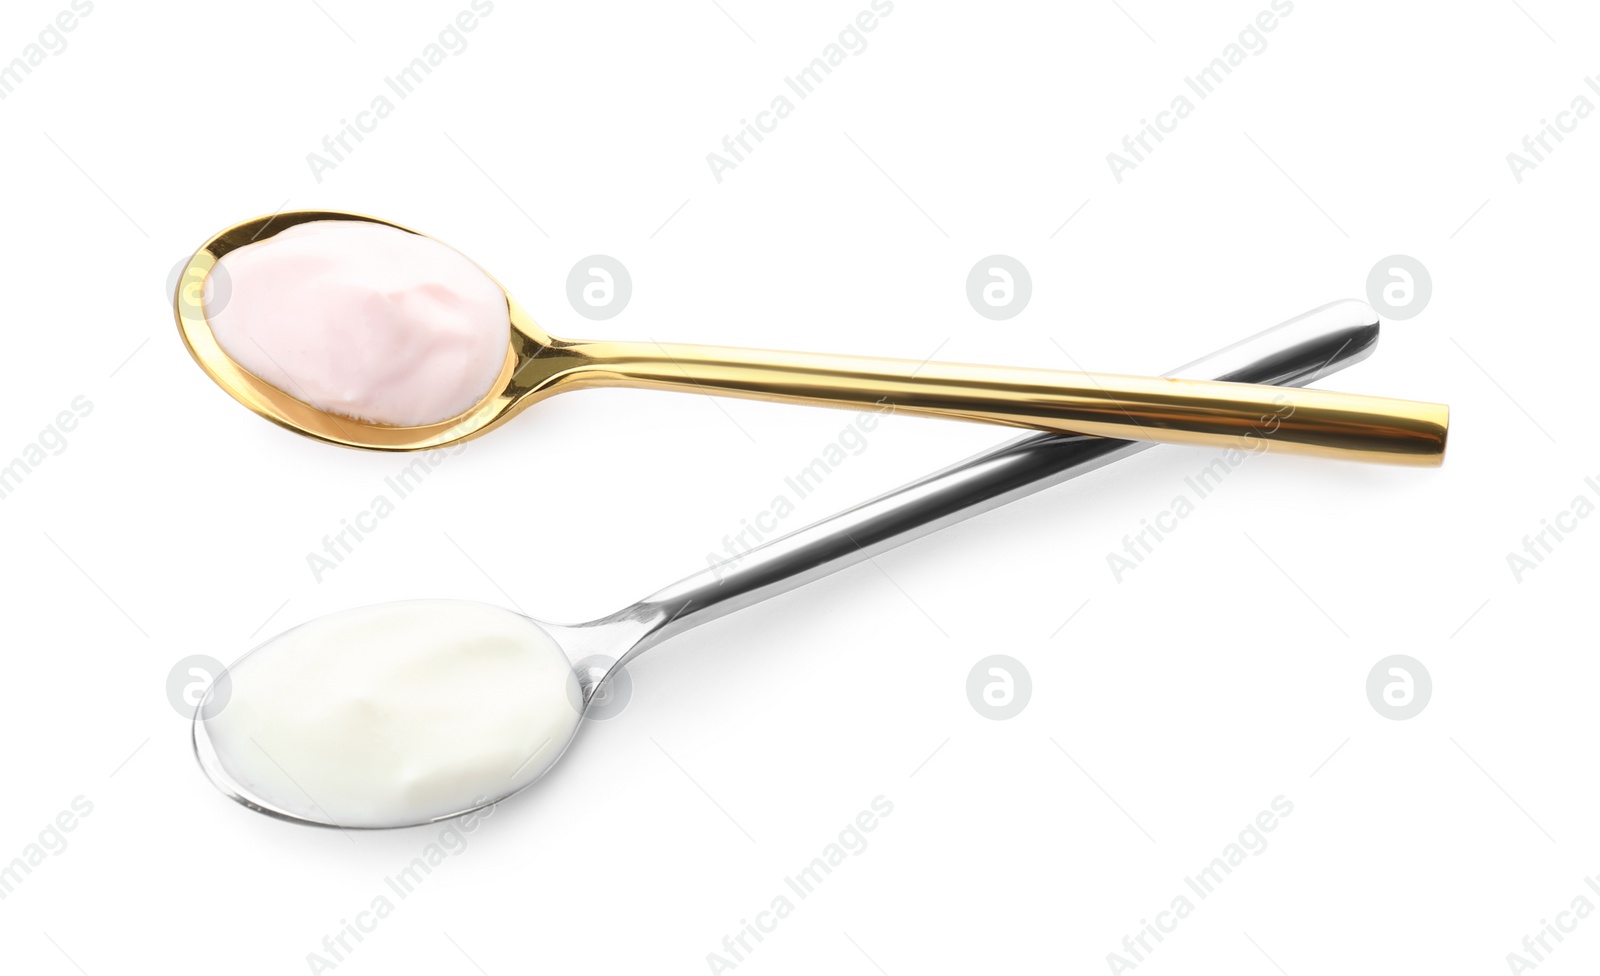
196, 300, 1381, 828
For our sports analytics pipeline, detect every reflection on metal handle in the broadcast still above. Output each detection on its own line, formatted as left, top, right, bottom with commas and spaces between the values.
572, 318, 1439, 464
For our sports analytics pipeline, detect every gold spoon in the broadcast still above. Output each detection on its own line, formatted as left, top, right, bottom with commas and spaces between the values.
174, 210, 1448, 465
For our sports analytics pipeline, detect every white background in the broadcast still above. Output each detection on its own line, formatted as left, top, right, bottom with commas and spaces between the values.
1, 1, 1596, 973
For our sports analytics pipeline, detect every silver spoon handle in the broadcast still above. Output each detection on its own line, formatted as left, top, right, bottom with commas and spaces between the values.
602, 301, 1379, 662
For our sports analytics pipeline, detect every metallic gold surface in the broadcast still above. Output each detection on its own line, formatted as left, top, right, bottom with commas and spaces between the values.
175, 211, 1448, 465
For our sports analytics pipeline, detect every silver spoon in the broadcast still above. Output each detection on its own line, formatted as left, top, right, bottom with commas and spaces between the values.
195, 300, 1380, 829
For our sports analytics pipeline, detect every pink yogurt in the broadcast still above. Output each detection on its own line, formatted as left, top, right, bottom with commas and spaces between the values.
205, 220, 510, 427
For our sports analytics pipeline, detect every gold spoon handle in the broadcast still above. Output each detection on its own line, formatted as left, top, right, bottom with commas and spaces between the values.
563, 339, 1448, 466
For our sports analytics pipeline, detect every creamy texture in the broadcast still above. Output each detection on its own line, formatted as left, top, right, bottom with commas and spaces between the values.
205, 220, 510, 427
201, 601, 582, 827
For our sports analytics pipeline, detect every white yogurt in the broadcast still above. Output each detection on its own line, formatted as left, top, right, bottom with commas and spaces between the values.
200, 601, 582, 827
